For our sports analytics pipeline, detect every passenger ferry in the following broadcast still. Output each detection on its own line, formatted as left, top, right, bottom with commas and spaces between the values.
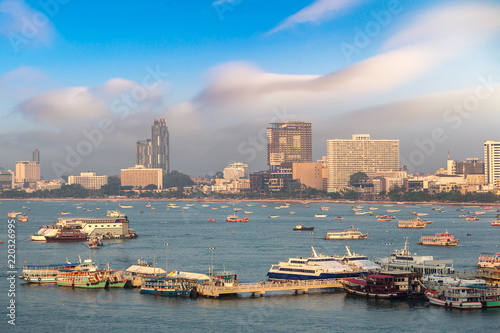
397, 218, 427, 229
20, 257, 97, 283
343, 272, 424, 299
266, 247, 365, 281
377, 238, 454, 275
140, 278, 192, 297
469, 285, 500, 307
57, 269, 126, 289
338, 246, 381, 271
418, 230, 459, 246
476, 253, 500, 268
323, 226, 368, 240
17, 214, 28, 222
425, 286, 482, 309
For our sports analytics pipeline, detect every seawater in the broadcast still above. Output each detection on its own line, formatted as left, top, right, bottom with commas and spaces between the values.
1, 200, 499, 332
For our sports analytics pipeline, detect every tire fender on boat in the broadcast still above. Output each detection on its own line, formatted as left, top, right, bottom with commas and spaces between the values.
38, 277, 41, 282
27, 277, 30, 282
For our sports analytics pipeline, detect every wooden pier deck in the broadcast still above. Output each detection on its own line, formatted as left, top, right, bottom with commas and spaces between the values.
196, 279, 343, 298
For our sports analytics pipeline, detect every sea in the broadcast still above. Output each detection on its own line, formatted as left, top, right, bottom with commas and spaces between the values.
1, 200, 499, 332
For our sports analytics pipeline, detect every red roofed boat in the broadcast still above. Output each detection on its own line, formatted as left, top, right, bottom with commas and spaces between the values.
343, 272, 425, 299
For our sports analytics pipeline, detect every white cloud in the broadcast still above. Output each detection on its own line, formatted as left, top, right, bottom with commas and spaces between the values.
0, 0, 56, 49
269, 0, 362, 34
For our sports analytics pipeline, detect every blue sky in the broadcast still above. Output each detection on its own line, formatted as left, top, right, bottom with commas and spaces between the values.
1, 0, 500, 178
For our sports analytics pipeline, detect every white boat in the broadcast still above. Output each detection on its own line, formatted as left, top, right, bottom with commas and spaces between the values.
118, 204, 133, 208
323, 226, 368, 240
425, 286, 482, 309
418, 230, 459, 246
267, 246, 365, 280
107, 210, 125, 217
289, 211, 296, 215
377, 237, 454, 275
19, 257, 97, 283
320, 207, 330, 211
314, 214, 327, 218
397, 218, 427, 228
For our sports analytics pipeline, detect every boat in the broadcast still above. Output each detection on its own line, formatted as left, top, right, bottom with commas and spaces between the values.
88, 235, 103, 249
19, 257, 98, 283
343, 272, 425, 299
140, 278, 191, 297
17, 214, 28, 222
226, 214, 249, 223
289, 211, 296, 215
314, 214, 327, 218
386, 209, 401, 213
418, 230, 459, 246
211, 207, 218, 210
243, 211, 253, 214
45, 228, 88, 242
201, 204, 210, 207
465, 216, 479, 221
354, 211, 371, 216
323, 226, 368, 240
368, 207, 378, 211
293, 224, 314, 231
267, 246, 365, 280
475, 211, 485, 215
397, 218, 427, 229
338, 246, 381, 271
320, 207, 330, 211
377, 238, 455, 275
220, 205, 229, 208
378, 218, 393, 222
491, 219, 500, 226
208, 218, 216, 222
416, 213, 428, 216
106, 210, 125, 217
8, 212, 21, 218
459, 214, 468, 218
476, 253, 500, 268
233, 208, 241, 211
268, 215, 280, 219
118, 204, 133, 208
57, 269, 126, 289
262, 205, 267, 207
334, 217, 343, 220
425, 286, 482, 309
468, 285, 500, 307
423, 274, 486, 293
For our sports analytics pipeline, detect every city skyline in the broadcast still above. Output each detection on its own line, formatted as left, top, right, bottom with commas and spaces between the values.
1, 0, 500, 178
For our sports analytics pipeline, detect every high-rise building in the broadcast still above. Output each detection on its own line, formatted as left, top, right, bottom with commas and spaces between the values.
267, 121, 312, 168
484, 140, 500, 185
327, 134, 399, 191
15, 161, 41, 184
136, 119, 169, 174
68, 172, 108, 189
32, 148, 40, 163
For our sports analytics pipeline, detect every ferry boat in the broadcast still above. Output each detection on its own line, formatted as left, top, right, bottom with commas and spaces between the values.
338, 246, 381, 271
397, 218, 427, 229
377, 238, 455, 275
323, 226, 368, 240
107, 210, 125, 217
20, 257, 97, 283
459, 214, 468, 218
293, 224, 314, 231
423, 274, 486, 293
226, 214, 249, 223
476, 253, 500, 268
17, 214, 28, 222
418, 230, 459, 246
469, 285, 500, 308
343, 272, 425, 299
425, 286, 482, 309
8, 211, 21, 218
267, 247, 364, 280
57, 269, 126, 289
491, 219, 500, 226
140, 278, 191, 297
465, 216, 479, 221
314, 214, 327, 218
45, 228, 88, 242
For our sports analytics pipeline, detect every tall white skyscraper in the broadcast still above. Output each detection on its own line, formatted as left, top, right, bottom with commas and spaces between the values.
327, 134, 399, 191
484, 140, 500, 185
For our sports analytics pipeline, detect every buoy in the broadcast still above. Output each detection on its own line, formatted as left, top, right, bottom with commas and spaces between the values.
0, 241, 3, 244
467, 233, 471, 236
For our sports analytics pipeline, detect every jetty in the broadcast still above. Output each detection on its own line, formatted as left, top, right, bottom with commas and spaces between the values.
195, 278, 343, 298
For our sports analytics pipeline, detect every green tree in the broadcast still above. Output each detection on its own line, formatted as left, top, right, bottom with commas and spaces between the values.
164, 170, 195, 188
349, 172, 369, 186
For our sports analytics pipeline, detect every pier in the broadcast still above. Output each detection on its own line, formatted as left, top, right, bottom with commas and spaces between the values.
195, 279, 343, 298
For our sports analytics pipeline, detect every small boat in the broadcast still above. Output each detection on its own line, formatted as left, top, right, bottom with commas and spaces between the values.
226, 214, 249, 223
243, 211, 253, 214
118, 204, 133, 208
8, 212, 21, 218
262, 205, 267, 207
88, 236, 103, 249
140, 278, 191, 297
416, 213, 428, 216
459, 214, 468, 218
220, 205, 229, 208
268, 215, 280, 219
289, 211, 296, 215
233, 208, 242, 211
17, 214, 28, 222
386, 209, 401, 213
475, 211, 485, 215
320, 207, 330, 211
211, 207, 218, 210
418, 230, 459, 246
491, 219, 500, 226
314, 214, 327, 218
425, 286, 482, 309
208, 218, 216, 222
465, 216, 479, 221
201, 204, 210, 207
293, 224, 314, 231
397, 218, 427, 229
378, 218, 393, 222
59, 212, 70, 215
368, 207, 378, 211
107, 210, 125, 217
334, 217, 343, 220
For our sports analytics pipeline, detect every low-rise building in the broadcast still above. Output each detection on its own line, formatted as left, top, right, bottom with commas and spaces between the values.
68, 172, 108, 190
121, 165, 163, 189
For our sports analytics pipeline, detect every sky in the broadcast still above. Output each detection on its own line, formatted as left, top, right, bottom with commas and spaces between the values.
1, 0, 500, 178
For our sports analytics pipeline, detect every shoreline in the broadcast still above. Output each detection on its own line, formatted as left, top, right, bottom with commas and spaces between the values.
1, 197, 499, 207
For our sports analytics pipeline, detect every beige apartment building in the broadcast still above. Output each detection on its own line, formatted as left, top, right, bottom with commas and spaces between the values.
292, 162, 323, 190
327, 134, 399, 191
15, 161, 40, 183
121, 165, 163, 189
484, 140, 500, 185
68, 172, 108, 189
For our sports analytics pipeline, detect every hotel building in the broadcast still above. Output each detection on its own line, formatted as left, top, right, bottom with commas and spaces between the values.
484, 140, 500, 185
267, 121, 312, 168
121, 165, 163, 189
68, 172, 108, 190
136, 119, 169, 174
327, 134, 399, 191
15, 161, 40, 184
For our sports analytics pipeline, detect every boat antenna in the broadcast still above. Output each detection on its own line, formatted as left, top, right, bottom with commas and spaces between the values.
310, 232, 315, 252
345, 246, 352, 256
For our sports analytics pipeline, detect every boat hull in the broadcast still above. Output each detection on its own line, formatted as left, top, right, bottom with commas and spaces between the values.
267, 271, 362, 281
57, 280, 108, 289
140, 288, 191, 297
425, 291, 482, 309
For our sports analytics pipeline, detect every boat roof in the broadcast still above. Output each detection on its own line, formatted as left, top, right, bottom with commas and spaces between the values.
24, 263, 76, 268
367, 274, 394, 279
126, 265, 166, 274
344, 278, 367, 285
168, 270, 210, 282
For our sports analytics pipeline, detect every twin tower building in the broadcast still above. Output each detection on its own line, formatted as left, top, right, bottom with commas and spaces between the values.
136, 119, 169, 175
